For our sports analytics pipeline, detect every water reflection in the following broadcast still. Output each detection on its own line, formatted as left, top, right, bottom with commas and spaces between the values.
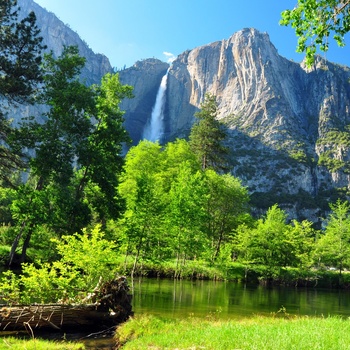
132, 278, 350, 319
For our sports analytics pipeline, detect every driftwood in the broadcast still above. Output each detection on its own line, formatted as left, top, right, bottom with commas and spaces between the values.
0, 276, 133, 331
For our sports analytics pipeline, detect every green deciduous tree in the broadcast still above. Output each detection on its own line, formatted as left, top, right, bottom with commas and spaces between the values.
161, 138, 201, 188
253, 205, 293, 269
233, 205, 315, 278
288, 219, 316, 268
118, 141, 166, 276
24, 46, 96, 189
8, 46, 132, 266
233, 205, 291, 275
280, 0, 350, 66
315, 200, 350, 276
118, 140, 204, 276
81, 72, 133, 222
166, 163, 208, 275
205, 169, 250, 262
189, 93, 229, 171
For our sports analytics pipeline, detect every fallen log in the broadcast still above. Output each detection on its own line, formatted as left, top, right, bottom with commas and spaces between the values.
0, 276, 133, 331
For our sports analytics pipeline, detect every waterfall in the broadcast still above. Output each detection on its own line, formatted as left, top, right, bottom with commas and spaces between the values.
143, 69, 169, 142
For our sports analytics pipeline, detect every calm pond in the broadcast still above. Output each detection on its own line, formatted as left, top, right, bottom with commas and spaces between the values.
131, 278, 350, 319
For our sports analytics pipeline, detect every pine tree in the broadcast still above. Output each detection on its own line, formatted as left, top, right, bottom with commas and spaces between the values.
0, 0, 46, 183
189, 93, 229, 171
0, 0, 46, 100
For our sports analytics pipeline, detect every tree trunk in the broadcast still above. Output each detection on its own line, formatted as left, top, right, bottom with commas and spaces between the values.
213, 231, 224, 261
0, 277, 133, 331
8, 179, 43, 267
8, 231, 23, 267
131, 239, 142, 279
20, 230, 32, 264
1, 304, 116, 331
8, 223, 34, 267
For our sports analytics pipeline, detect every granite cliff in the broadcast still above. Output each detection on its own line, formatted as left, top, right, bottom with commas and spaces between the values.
19, 0, 112, 84
9, 1, 113, 126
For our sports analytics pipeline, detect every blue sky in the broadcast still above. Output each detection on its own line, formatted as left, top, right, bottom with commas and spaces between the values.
34, 0, 350, 69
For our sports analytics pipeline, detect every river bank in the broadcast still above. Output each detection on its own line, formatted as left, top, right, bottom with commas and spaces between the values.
3, 314, 350, 349
2, 244, 350, 289
120, 258, 350, 289
3, 276, 350, 349
116, 314, 350, 349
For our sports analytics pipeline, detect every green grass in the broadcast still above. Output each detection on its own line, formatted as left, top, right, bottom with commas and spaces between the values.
0, 337, 84, 350
116, 314, 350, 349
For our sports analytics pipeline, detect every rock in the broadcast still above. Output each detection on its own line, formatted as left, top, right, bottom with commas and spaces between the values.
18, 0, 113, 85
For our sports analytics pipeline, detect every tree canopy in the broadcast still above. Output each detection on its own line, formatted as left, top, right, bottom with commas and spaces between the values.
280, 0, 350, 66
117, 139, 250, 276
7, 46, 133, 266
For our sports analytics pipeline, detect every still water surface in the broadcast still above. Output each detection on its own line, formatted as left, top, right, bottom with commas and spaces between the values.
132, 278, 350, 319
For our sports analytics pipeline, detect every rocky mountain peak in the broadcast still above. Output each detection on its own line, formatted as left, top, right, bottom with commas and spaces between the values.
227, 28, 277, 54
165, 28, 299, 143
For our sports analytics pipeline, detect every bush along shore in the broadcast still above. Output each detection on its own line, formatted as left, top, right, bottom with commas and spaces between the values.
118, 257, 350, 289
2, 249, 350, 291
0, 228, 133, 350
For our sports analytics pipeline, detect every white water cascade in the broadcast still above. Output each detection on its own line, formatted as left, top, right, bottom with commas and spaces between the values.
143, 69, 169, 142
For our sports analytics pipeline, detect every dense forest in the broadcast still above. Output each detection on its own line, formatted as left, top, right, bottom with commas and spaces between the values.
1, 1, 350, 306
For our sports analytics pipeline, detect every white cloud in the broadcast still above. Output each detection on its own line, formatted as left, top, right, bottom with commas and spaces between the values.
163, 51, 176, 63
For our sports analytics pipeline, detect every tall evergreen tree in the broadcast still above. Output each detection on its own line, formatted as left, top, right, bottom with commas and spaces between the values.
189, 93, 229, 172
0, 0, 46, 183
0, 0, 45, 100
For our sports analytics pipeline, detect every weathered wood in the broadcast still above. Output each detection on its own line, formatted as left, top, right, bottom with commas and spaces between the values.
0, 276, 133, 331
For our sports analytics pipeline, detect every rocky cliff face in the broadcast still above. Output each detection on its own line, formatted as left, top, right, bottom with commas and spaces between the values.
120, 28, 350, 224
9, 1, 113, 126
19, 0, 113, 85
119, 59, 169, 144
